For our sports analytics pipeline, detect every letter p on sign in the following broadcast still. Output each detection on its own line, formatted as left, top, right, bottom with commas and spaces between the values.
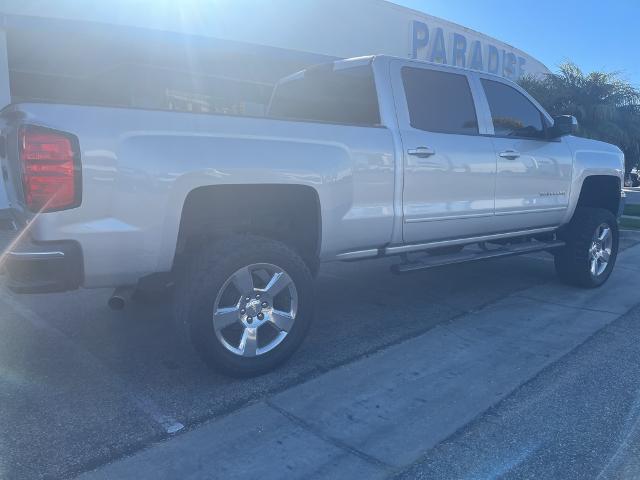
411, 20, 429, 59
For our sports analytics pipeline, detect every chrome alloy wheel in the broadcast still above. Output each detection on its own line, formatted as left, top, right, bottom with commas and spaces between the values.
589, 223, 613, 278
212, 263, 298, 357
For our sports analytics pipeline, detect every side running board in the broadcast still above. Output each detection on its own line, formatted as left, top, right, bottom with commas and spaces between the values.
392, 240, 565, 274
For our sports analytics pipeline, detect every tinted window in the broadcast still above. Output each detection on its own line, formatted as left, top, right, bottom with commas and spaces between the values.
401, 67, 478, 135
268, 65, 380, 126
481, 79, 545, 138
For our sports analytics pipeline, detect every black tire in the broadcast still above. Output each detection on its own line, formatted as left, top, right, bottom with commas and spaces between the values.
175, 234, 314, 377
554, 207, 619, 288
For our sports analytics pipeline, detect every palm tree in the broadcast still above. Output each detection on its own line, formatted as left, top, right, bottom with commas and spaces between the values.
520, 63, 640, 174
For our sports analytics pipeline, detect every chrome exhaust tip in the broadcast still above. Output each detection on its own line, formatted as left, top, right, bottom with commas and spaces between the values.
108, 287, 132, 311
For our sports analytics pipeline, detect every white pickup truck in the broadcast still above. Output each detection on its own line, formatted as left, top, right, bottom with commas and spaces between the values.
0, 55, 625, 376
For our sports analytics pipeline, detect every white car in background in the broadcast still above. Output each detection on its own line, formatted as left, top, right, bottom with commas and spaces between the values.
625, 169, 640, 188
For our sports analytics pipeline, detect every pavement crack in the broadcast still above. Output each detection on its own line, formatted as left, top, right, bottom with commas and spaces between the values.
265, 400, 393, 472
513, 293, 622, 316
437, 324, 477, 344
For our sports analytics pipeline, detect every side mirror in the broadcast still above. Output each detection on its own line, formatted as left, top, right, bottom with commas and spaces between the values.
551, 115, 578, 138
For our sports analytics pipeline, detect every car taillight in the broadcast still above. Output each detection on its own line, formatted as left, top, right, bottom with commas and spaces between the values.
19, 126, 81, 212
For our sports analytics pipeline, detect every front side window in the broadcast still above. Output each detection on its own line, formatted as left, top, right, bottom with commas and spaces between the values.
481, 79, 546, 138
268, 65, 381, 126
401, 67, 479, 135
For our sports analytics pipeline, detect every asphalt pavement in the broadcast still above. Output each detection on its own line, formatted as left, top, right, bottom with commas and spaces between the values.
1, 231, 640, 479
624, 186, 640, 205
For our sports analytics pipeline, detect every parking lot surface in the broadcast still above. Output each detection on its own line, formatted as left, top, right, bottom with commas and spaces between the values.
2, 231, 640, 479
624, 186, 640, 205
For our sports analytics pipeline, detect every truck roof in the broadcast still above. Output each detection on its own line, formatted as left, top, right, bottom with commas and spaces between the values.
277, 54, 528, 88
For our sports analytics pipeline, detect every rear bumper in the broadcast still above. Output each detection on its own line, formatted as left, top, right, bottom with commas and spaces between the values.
2, 229, 83, 293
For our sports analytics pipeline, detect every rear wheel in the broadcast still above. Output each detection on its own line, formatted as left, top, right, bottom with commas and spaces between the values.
175, 235, 314, 377
554, 208, 618, 288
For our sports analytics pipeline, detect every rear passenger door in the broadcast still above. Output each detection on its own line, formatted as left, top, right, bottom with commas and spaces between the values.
478, 77, 573, 230
390, 61, 498, 244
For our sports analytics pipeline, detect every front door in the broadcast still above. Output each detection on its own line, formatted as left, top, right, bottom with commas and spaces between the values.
479, 77, 573, 230
391, 62, 498, 244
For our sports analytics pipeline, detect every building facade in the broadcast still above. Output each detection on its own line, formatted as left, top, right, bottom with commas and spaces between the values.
0, 0, 549, 114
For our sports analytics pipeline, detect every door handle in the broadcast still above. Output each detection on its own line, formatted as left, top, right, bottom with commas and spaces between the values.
499, 150, 520, 160
408, 146, 436, 158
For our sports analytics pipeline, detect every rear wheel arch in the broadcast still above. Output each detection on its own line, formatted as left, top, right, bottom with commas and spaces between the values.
174, 184, 322, 275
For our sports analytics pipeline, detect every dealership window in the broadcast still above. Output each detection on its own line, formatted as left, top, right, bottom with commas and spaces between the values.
6, 26, 308, 116
401, 67, 478, 135
268, 65, 381, 126
481, 79, 547, 138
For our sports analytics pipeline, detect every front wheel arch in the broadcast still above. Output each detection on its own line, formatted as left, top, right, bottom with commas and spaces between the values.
573, 175, 622, 218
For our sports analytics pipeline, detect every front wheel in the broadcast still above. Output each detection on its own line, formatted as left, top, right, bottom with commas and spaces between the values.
554, 207, 619, 288
175, 235, 314, 377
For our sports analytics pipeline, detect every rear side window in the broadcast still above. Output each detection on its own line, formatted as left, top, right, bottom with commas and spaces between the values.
481, 79, 545, 138
401, 67, 478, 135
268, 65, 380, 126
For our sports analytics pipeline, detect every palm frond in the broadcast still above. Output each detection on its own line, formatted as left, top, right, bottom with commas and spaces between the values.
520, 62, 640, 172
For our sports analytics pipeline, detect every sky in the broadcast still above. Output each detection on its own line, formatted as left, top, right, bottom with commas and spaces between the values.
392, 0, 640, 86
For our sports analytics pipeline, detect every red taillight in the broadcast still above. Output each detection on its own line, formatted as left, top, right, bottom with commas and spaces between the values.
19, 126, 80, 212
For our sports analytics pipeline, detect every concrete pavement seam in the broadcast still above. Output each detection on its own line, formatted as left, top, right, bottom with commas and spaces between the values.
265, 399, 394, 473
512, 293, 624, 316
